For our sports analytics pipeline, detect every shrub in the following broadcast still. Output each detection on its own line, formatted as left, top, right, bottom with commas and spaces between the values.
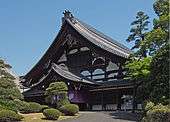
14, 100, 43, 113
45, 82, 68, 96
145, 101, 155, 111
41, 105, 50, 111
43, 108, 61, 120
0, 99, 18, 112
59, 104, 79, 116
0, 110, 23, 121
57, 96, 70, 108
13, 99, 30, 113
0, 105, 7, 111
45, 81, 69, 108
28, 102, 42, 113
143, 103, 170, 122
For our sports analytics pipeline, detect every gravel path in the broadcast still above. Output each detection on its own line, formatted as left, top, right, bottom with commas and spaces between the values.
59, 111, 140, 122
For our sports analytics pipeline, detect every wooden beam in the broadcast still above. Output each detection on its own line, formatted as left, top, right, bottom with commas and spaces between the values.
89, 86, 133, 92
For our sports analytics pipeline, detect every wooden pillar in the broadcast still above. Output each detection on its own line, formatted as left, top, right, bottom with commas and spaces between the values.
117, 63, 123, 79
104, 57, 107, 82
90, 70, 93, 80
90, 49, 93, 80
132, 85, 137, 113
117, 92, 121, 110
101, 89, 104, 110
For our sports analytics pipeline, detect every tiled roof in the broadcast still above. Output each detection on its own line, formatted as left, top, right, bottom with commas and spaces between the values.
52, 63, 96, 84
63, 12, 132, 58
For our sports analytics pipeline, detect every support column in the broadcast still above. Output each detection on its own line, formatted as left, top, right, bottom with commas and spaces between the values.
117, 92, 121, 110
104, 57, 107, 82
101, 89, 104, 110
117, 63, 123, 79
132, 86, 137, 113
90, 70, 93, 80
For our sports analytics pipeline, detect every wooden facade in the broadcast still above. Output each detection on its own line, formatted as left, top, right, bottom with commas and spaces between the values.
21, 11, 138, 110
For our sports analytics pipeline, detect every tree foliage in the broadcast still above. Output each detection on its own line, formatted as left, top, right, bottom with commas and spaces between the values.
45, 81, 69, 108
126, 0, 169, 104
149, 44, 169, 104
126, 11, 150, 57
145, 0, 169, 104
45, 81, 68, 96
0, 59, 23, 100
125, 57, 151, 80
153, 0, 169, 16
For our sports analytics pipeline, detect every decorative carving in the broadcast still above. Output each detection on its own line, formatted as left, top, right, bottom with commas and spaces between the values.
106, 61, 119, 71
74, 84, 82, 91
92, 57, 105, 65
51, 75, 58, 81
92, 52, 99, 58
65, 34, 72, 44
68, 49, 78, 54
66, 34, 79, 48
44, 60, 51, 69
58, 53, 67, 63
80, 47, 90, 51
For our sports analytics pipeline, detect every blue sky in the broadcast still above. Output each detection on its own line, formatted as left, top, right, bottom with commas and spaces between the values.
0, 0, 156, 75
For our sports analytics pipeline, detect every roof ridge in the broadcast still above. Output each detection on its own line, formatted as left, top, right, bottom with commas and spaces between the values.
74, 18, 132, 52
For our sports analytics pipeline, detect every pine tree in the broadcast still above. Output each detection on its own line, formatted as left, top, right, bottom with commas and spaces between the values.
0, 59, 23, 100
126, 11, 150, 57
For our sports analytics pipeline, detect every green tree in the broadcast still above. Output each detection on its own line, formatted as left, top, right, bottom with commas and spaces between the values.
126, 0, 169, 105
153, 0, 169, 16
45, 81, 69, 108
126, 11, 150, 111
144, 0, 169, 104
125, 57, 151, 111
143, 0, 169, 56
126, 11, 150, 57
125, 57, 151, 81
149, 44, 169, 104
0, 59, 23, 100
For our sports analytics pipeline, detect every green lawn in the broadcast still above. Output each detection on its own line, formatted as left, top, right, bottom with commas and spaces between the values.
21, 113, 79, 122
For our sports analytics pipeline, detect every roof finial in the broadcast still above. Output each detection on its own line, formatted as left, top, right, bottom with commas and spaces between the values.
63, 10, 73, 19
62, 10, 76, 24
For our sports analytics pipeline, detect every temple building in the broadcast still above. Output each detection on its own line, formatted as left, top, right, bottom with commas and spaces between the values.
21, 11, 139, 110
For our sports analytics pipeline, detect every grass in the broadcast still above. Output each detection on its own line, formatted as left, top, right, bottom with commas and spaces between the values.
21, 113, 79, 122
